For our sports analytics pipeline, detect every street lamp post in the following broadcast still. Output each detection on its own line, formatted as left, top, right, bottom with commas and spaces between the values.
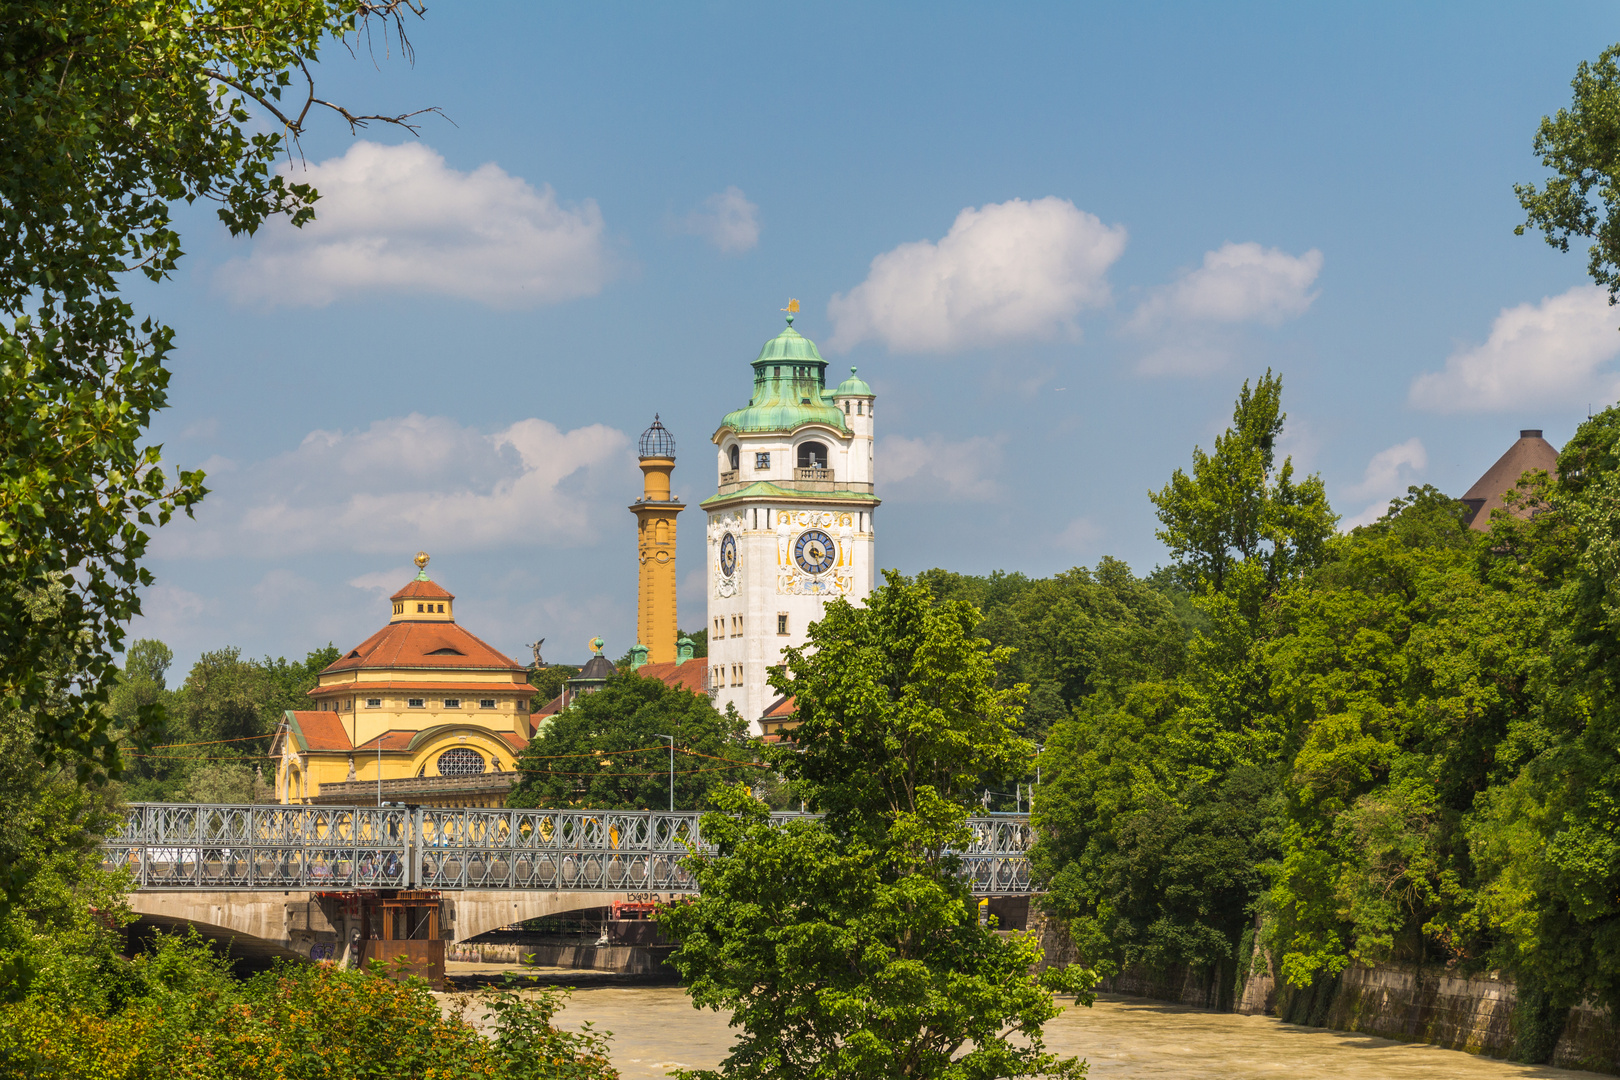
655, 735, 674, 812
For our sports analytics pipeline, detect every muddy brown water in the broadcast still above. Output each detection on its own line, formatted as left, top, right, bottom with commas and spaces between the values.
515, 987, 1606, 1079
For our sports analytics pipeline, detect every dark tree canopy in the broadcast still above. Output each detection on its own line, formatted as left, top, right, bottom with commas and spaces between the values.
508, 673, 755, 811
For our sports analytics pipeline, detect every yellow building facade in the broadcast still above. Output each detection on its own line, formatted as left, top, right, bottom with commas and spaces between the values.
271, 555, 534, 807
630, 416, 683, 664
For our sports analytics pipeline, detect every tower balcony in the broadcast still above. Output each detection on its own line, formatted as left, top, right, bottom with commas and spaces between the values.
714, 467, 873, 498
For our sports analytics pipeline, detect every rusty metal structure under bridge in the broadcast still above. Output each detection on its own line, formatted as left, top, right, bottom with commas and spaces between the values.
102, 804, 1037, 896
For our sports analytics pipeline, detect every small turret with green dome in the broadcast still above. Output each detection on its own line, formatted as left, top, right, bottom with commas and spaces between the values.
835, 366, 872, 397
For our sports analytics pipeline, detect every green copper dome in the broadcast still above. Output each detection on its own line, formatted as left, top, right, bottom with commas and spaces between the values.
717, 316, 849, 434
754, 320, 827, 364
835, 366, 872, 396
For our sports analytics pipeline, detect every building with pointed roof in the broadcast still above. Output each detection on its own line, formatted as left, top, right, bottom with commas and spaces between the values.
271, 553, 534, 807
1460, 429, 1560, 531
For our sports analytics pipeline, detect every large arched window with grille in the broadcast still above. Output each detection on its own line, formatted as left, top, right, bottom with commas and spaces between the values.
437, 747, 486, 777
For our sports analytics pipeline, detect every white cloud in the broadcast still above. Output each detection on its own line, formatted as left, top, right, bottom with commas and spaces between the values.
218, 141, 611, 309
879, 433, 1006, 500
1056, 517, 1102, 550
1130, 243, 1323, 376
162, 413, 632, 559
680, 186, 760, 253
349, 567, 417, 594
1342, 437, 1428, 529
1131, 243, 1322, 330
827, 197, 1127, 353
1409, 285, 1620, 412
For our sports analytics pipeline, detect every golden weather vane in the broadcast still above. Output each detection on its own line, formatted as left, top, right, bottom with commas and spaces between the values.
781, 298, 800, 314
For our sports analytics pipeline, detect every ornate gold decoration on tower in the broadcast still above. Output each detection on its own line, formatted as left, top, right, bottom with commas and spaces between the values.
631, 415, 683, 664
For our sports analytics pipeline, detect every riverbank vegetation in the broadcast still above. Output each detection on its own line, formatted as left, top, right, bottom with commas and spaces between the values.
0, 928, 619, 1079
921, 372, 1620, 1036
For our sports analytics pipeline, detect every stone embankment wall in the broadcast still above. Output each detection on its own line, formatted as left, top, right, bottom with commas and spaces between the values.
1257, 964, 1620, 1075
1029, 907, 1620, 1074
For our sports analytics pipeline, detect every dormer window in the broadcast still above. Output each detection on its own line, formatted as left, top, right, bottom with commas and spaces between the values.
797, 442, 828, 468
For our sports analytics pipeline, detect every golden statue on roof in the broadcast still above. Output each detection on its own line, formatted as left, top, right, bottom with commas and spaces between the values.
781, 298, 799, 314
414, 550, 430, 571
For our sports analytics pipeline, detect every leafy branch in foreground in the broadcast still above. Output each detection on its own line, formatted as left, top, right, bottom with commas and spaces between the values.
0, 0, 434, 780
657, 573, 1096, 1080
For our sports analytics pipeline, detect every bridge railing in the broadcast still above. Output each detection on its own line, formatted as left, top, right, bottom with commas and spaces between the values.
105, 804, 413, 890
105, 804, 1037, 894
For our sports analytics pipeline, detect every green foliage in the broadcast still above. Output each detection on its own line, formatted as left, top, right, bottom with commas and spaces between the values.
528, 665, 579, 711
679, 628, 709, 658
1035, 374, 1330, 980
0, 0, 420, 779
1516, 43, 1620, 303
111, 641, 336, 803
0, 931, 620, 1079
1149, 371, 1336, 605
479, 975, 618, 1080
509, 673, 756, 811
658, 573, 1095, 1080
919, 559, 1191, 740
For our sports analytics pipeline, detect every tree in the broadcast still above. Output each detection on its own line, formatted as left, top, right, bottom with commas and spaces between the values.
508, 674, 755, 811
1516, 43, 1620, 305
112, 643, 336, 803
1149, 371, 1335, 604
656, 573, 1094, 1080
0, 0, 429, 782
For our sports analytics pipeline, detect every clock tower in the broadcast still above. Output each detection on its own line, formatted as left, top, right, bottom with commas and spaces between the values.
704, 307, 878, 730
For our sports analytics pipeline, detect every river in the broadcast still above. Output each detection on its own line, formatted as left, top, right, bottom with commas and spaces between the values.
529, 987, 1606, 1079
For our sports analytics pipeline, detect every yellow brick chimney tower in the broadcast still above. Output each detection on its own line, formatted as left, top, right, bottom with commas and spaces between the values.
631, 415, 683, 664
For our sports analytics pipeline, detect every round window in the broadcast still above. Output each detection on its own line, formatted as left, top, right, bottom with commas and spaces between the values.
437, 747, 486, 777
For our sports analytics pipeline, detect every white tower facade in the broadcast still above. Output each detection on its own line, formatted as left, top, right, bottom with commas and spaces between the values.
704, 314, 878, 730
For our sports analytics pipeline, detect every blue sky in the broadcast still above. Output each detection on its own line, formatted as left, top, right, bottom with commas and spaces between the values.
132, 2, 1620, 673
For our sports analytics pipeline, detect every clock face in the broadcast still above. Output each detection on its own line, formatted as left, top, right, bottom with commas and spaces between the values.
719, 532, 737, 577
794, 529, 837, 575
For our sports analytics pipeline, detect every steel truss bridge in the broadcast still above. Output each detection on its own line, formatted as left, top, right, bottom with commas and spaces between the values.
104, 804, 1037, 896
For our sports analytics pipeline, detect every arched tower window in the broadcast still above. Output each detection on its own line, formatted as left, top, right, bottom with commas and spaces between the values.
797, 442, 828, 468
728, 445, 740, 471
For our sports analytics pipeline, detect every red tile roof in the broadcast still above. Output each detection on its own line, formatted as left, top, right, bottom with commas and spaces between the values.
533, 694, 565, 718
763, 694, 795, 718
498, 731, 528, 752
285, 710, 353, 752
354, 730, 417, 752
635, 658, 709, 695
392, 579, 454, 601
321, 620, 527, 675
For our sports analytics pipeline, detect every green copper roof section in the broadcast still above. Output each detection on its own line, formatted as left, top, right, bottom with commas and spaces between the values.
701, 480, 882, 509
718, 316, 850, 435
835, 366, 872, 396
